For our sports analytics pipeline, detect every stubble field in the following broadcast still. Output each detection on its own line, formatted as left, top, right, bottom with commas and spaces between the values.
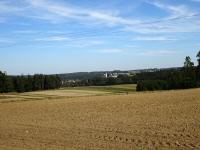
0, 86, 200, 149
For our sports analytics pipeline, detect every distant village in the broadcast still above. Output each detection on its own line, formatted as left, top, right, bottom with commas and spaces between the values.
103, 72, 129, 78
61, 68, 165, 86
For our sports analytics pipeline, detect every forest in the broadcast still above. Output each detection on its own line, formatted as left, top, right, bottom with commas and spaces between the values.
0, 73, 61, 93
136, 51, 200, 91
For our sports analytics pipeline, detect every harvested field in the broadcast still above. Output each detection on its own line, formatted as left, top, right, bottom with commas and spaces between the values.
0, 88, 200, 149
0, 90, 110, 103
62, 84, 137, 93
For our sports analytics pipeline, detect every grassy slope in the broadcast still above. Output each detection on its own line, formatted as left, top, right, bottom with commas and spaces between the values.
0, 84, 136, 103
62, 84, 137, 94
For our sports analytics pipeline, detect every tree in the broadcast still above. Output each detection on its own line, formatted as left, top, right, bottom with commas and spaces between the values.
32, 74, 45, 91
13, 76, 25, 93
184, 56, 194, 68
197, 51, 200, 67
0, 71, 14, 93
24, 75, 33, 92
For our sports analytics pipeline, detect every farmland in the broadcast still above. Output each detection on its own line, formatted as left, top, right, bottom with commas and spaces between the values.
0, 86, 200, 149
62, 84, 137, 94
0, 84, 136, 103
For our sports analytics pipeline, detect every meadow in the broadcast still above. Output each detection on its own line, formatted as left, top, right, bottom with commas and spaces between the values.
62, 84, 137, 93
0, 84, 136, 103
0, 85, 200, 149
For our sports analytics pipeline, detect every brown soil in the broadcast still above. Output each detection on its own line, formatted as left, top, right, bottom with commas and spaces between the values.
0, 89, 200, 149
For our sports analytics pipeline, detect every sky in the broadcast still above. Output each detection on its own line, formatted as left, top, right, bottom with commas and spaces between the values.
0, 0, 200, 75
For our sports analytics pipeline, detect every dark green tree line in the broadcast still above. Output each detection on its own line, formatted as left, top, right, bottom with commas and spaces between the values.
0, 73, 61, 93
0, 71, 14, 93
137, 51, 200, 91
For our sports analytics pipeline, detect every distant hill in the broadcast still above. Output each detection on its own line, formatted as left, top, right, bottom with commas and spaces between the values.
57, 67, 181, 81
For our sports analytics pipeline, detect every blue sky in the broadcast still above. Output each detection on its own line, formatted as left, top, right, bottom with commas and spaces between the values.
0, 0, 200, 75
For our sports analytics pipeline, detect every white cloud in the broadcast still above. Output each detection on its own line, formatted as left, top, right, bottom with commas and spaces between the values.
0, 1, 25, 13
88, 40, 104, 45
133, 36, 177, 41
64, 39, 104, 48
125, 45, 139, 48
1, 0, 200, 35
13, 30, 39, 34
123, 0, 200, 34
124, 15, 200, 34
0, 38, 14, 43
99, 48, 123, 54
27, 0, 140, 26
46, 31, 65, 34
146, 0, 196, 18
139, 50, 177, 56
35, 36, 70, 42
28, 0, 199, 34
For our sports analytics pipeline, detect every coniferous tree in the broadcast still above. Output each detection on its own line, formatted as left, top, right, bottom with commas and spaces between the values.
24, 75, 33, 92
184, 56, 194, 68
13, 76, 25, 93
197, 51, 200, 67
0, 71, 14, 93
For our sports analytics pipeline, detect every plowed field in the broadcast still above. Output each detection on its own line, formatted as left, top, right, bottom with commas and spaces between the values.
0, 88, 200, 149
